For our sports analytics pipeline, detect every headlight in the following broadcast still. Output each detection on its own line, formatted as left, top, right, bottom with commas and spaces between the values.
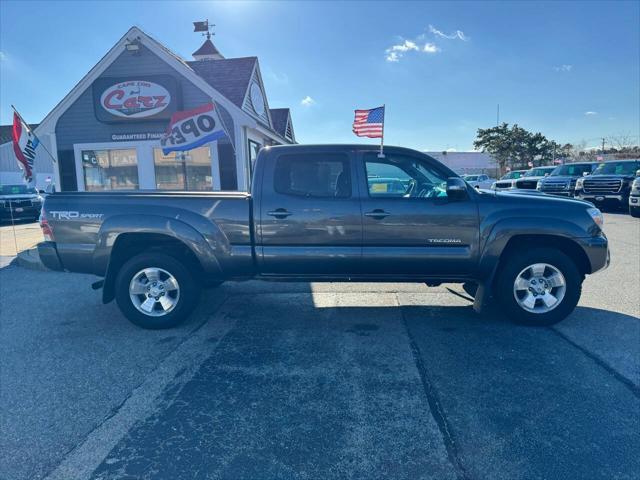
576, 177, 585, 189
587, 207, 604, 227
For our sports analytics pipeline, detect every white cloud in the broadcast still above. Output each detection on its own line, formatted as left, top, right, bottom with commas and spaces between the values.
386, 38, 439, 61
0, 51, 5, 61
300, 96, 316, 107
428, 25, 468, 41
423, 43, 439, 53
584, 111, 598, 116
446, 147, 457, 152
554, 64, 573, 72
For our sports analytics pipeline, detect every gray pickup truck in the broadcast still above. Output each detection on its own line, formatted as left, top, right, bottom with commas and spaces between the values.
38, 144, 609, 329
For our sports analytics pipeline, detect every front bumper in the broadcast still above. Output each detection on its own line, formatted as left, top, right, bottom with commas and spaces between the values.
577, 233, 609, 274
0, 205, 41, 220
577, 193, 627, 205
37, 241, 64, 271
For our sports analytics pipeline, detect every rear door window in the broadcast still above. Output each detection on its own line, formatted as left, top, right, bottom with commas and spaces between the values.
273, 153, 351, 198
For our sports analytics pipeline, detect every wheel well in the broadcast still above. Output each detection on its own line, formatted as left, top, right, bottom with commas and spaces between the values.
499, 234, 591, 277
102, 233, 204, 303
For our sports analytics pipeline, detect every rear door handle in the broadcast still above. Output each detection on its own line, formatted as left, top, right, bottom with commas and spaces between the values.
267, 209, 293, 219
364, 209, 391, 219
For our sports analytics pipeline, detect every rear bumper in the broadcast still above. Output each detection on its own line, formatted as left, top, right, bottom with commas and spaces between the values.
577, 233, 609, 274
37, 241, 64, 271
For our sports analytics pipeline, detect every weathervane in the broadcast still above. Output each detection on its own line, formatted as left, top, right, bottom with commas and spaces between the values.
193, 20, 215, 40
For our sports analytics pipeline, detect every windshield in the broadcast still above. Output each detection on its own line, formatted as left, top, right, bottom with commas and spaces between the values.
551, 164, 594, 176
524, 167, 555, 177
501, 171, 523, 180
592, 161, 640, 176
0, 184, 37, 195
464, 175, 479, 181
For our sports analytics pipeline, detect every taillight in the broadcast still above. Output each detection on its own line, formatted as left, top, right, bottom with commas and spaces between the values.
40, 211, 54, 241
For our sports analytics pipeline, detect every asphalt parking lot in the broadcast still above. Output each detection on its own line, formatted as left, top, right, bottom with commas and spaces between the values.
1, 213, 638, 480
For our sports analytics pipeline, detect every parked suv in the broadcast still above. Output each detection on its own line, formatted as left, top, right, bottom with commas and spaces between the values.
629, 174, 640, 218
0, 184, 43, 222
537, 162, 599, 197
514, 166, 556, 190
491, 170, 528, 191
576, 160, 640, 210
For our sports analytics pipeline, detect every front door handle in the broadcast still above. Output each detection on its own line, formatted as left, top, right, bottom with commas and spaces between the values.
364, 209, 391, 219
267, 208, 293, 219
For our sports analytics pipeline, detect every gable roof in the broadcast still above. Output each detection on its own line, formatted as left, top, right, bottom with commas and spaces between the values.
269, 109, 289, 136
0, 123, 39, 145
187, 57, 257, 109
192, 38, 221, 57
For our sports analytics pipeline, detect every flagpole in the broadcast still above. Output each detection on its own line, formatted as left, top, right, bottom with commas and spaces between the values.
378, 104, 385, 158
11, 105, 57, 164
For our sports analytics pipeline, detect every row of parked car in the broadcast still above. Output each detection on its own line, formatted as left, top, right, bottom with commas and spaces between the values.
464, 159, 640, 217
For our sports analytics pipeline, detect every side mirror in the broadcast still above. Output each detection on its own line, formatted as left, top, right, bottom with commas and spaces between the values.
447, 177, 468, 200
544, 173, 550, 176
636, 169, 640, 177
583, 172, 589, 177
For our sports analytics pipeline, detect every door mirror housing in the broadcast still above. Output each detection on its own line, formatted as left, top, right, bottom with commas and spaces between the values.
447, 177, 468, 200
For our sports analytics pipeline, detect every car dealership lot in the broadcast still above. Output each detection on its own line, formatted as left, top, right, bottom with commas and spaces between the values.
0, 214, 638, 480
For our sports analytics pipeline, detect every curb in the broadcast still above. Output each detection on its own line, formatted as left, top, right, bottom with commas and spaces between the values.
13, 248, 48, 272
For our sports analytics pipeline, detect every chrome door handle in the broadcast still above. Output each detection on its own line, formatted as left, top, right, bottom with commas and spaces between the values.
364, 209, 390, 219
267, 209, 293, 219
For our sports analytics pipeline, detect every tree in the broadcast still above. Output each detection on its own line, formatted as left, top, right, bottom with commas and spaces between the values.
474, 123, 561, 174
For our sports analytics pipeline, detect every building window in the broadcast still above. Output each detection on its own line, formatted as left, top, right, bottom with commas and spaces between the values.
274, 153, 351, 198
248, 140, 261, 178
153, 147, 212, 191
82, 149, 138, 191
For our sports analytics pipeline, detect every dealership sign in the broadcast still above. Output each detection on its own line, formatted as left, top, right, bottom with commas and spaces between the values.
93, 76, 179, 123
100, 81, 170, 118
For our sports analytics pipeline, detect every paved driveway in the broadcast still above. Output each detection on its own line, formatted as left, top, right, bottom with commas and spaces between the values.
0, 213, 638, 480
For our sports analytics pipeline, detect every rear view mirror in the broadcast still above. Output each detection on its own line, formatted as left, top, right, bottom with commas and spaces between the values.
447, 177, 468, 200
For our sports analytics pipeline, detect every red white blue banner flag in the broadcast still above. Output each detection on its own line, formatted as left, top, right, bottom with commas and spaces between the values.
12, 111, 40, 184
161, 103, 227, 155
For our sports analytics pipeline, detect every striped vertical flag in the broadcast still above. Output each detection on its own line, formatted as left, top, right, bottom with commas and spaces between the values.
352, 106, 385, 138
12, 111, 40, 184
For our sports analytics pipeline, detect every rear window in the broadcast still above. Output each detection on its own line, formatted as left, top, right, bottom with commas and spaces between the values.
274, 154, 351, 198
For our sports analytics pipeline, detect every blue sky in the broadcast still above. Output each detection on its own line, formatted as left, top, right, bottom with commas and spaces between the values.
1, 1, 638, 151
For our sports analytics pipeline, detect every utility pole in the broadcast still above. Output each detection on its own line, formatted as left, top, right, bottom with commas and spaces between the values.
496, 104, 500, 126
601, 137, 605, 153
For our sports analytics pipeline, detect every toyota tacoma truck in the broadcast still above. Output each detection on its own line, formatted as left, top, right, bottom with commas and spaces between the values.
37, 145, 609, 329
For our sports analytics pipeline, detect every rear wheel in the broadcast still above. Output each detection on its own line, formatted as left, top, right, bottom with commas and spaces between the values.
115, 253, 201, 329
496, 248, 582, 326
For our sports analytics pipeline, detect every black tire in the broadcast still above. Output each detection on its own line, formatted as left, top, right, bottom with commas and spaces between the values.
495, 247, 582, 326
115, 252, 201, 329
630, 206, 640, 218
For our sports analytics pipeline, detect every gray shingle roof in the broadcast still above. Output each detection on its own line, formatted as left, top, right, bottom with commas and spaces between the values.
0, 123, 39, 145
192, 39, 220, 57
187, 57, 257, 108
269, 108, 290, 137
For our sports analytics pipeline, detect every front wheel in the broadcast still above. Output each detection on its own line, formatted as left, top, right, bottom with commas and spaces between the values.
630, 206, 640, 218
496, 248, 582, 326
115, 253, 201, 329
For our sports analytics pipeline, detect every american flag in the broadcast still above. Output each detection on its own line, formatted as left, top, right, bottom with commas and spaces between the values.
352, 106, 385, 138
